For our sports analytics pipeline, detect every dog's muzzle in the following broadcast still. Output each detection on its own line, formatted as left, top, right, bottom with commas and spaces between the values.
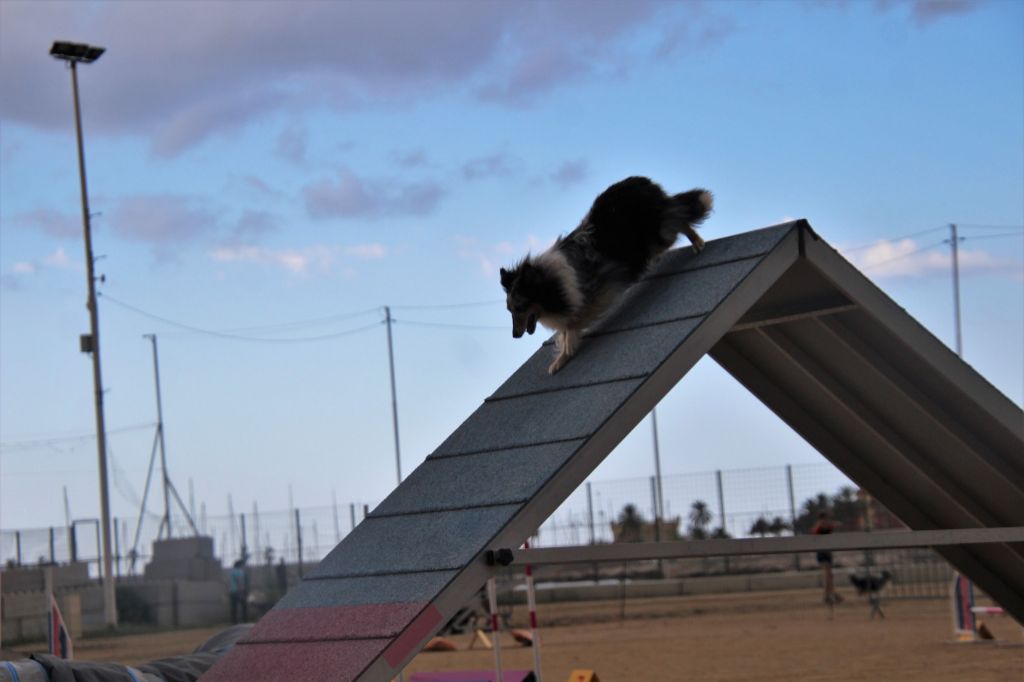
511, 313, 538, 338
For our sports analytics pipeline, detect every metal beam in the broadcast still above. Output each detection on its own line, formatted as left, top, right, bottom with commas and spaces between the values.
504, 527, 1024, 566
730, 297, 857, 332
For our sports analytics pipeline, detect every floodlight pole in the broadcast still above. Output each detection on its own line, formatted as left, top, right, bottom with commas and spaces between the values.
63, 52, 117, 627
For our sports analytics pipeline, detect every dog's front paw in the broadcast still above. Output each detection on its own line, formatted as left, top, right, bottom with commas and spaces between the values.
692, 235, 705, 253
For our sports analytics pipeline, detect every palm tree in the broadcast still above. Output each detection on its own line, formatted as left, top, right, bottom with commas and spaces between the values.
768, 516, 790, 536
794, 493, 831, 534
750, 516, 771, 537
688, 500, 712, 539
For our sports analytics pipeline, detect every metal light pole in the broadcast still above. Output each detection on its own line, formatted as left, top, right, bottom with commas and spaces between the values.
50, 40, 117, 627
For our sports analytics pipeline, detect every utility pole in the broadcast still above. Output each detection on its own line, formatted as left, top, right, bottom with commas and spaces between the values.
144, 334, 172, 538
384, 306, 403, 484
948, 224, 963, 356
50, 40, 117, 628
382, 308, 409, 682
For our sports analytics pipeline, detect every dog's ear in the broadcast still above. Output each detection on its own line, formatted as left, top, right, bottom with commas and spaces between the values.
499, 267, 513, 291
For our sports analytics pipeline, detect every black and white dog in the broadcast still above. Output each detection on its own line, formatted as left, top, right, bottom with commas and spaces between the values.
500, 176, 712, 374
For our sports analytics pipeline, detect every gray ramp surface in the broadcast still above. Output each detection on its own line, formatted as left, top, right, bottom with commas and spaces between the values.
202, 221, 1023, 682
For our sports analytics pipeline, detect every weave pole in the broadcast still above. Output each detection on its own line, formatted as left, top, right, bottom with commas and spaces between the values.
487, 577, 504, 682
524, 540, 543, 682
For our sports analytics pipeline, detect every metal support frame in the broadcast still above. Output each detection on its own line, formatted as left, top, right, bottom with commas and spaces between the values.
503, 527, 1024, 566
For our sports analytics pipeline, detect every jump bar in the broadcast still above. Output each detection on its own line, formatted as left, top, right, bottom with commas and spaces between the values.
503, 527, 1024, 566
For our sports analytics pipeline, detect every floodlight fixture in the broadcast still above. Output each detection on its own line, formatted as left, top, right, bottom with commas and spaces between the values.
50, 40, 105, 64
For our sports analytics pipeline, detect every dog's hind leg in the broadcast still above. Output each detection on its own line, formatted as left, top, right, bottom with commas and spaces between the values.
548, 329, 581, 374
681, 224, 705, 252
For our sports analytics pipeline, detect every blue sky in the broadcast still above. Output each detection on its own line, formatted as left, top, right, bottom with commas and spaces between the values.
1, 0, 1022, 535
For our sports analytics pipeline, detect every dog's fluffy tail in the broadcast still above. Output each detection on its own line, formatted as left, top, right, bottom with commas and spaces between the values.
668, 189, 714, 227
662, 189, 713, 251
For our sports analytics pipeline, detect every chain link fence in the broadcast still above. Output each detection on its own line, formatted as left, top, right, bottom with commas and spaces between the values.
2, 461, 950, 599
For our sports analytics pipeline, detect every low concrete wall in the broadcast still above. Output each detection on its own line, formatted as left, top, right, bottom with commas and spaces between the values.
0, 585, 103, 641
118, 579, 227, 628
1, 563, 92, 593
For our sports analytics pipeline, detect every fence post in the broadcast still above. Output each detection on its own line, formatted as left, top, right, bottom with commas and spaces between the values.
113, 519, 120, 578
715, 470, 729, 572
295, 509, 304, 579
586, 482, 595, 544
70, 525, 78, 563
15, 530, 21, 566
651, 476, 664, 577
332, 491, 341, 543
586, 482, 599, 582
253, 502, 261, 566
49, 527, 56, 565
786, 464, 800, 570
240, 513, 248, 563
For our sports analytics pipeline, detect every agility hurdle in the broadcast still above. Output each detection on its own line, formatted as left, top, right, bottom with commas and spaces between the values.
951, 574, 977, 641
951, 573, 1021, 642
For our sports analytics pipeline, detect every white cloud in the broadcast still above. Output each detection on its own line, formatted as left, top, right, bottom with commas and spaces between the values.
0, 1, 731, 155
550, 159, 589, 188
843, 238, 1023, 279
345, 243, 387, 260
275, 124, 309, 166
392, 148, 429, 169
874, 0, 984, 27
210, 244, 337, 275
455, 233, 555, 277
109, 194, 219, 246
304, 169, 445, 219
210, 241, 387, 274
15, 208, 79, 238
209, 242, 333, 274
462, 152, 518, 181
3, 247, 79, 289
44, 247, 72, 268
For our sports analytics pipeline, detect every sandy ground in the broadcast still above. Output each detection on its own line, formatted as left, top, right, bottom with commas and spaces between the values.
10, 589, 1023, 681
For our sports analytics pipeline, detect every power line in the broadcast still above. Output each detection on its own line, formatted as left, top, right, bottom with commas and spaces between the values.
220, 307, 381, 334
842, 226, 946, 253
393, 319, 507, 331
956, 224, 1024, 231
961, 231, 1024, 242
98, 294, 508, 341
1, 423, 156, 452
390, 300, 503, 311
99, 293, 383, 343
857, 239, 948, 271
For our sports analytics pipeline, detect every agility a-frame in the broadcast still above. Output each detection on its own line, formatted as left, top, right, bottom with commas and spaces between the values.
203, 221, 1024, 682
